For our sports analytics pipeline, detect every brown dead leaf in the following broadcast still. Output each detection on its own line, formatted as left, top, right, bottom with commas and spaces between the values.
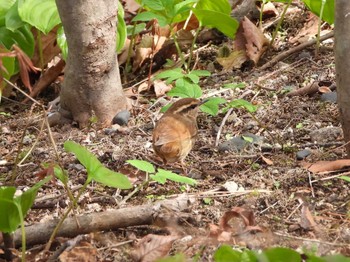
131, 234, 179, 262
241, 17, 268, 64
289, 13, 318, 44
153, 79, 172, 97
300, 203, 318, 230
216, 50, 247, 70
262, 2, 278, 17
59, 241, 97, 262
301, 159, 350, 174
318, 86, 332, 93
13, 45, 40, 92
124, 0, 140, 14
261, 155, 273, 165
176, 15, 199, 31
220, 207, 256, 231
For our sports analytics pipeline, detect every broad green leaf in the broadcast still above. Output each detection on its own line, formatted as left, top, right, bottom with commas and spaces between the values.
339, 176, 350, 183
200, 97, 226, 116
127, 159, 155, 173
16, 176, 51, 222
214, 245, 241, 261
0, 177, 50, 233
116, 0, 126, 53
92, 166, 132, 189
0, 53, 16, 80
173, 0, 196, 17
151, 168, 197, 185
127, 23, 146, 36
0, 24, 35, 56
302, 0, 334, 24
186, 72, 199, 84
196, 0, 231, 15
54, 165, 68, 184
0, 0, 16, 26
260, 247, 301, 262
5, 1, 24, 31
132, 11, 168, 27
167, 81, 202, 98
155, 68, 184, 83
64, 140, 102, 175
193, 9, 238, 39
227, 99, 258, 113
142, 0, 167, 11
57, 25, 67, 60
322, 254, 350, 262
18, 0, 61, 34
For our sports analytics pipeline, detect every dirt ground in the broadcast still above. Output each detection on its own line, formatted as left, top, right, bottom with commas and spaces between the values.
1, 6, 350, 262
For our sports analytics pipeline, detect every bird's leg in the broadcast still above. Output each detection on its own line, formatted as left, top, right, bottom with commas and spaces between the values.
180, 160, 188, 176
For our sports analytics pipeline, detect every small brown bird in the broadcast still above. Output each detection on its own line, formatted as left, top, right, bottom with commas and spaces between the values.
152, 98, 203, 167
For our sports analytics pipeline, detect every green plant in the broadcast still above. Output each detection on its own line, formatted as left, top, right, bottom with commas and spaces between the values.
43, 140, 132, 251
213, 245, 350, 262
127, 159, 197, 186
0, 176, 51, 261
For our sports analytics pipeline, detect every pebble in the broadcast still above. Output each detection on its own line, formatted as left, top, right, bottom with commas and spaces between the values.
296, 149, 312, 160
310, 127, 343, 143
320, 91, 337, 103
112, 110, 130, 126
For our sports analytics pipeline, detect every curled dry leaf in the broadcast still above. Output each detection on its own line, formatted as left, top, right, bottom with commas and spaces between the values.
301, 159, 350, 174
216, 50, 247, 70
131, 234, 179, 262
241, 17, 268, 64
153, 79, 172, 97
261, 155, 273, 165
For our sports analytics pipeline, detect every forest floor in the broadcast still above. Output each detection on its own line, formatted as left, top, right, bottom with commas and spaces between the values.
1, 4, 350, 262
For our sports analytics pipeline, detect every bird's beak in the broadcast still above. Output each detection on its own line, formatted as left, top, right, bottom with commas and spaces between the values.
199, 98, 210, 105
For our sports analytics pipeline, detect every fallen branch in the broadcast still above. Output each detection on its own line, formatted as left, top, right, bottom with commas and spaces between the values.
13, 195, 194, 247
260, 31, 334, 70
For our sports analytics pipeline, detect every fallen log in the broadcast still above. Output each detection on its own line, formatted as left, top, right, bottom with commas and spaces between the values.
13, 194, 195, 247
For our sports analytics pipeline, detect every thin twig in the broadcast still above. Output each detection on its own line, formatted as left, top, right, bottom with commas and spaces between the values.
215, 108, 233, 147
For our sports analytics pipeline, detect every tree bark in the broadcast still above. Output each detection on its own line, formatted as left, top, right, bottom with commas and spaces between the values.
335, 0, 350, 155
55, 0, 128, 127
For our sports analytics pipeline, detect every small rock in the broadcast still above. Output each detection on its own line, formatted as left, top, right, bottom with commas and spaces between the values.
320, 91, 337, 103
296, 149, 312, 160
218, 137, 247, 153
23, 136, 32, 145
112, 110, 130, 126
1, 126, 10, 134
310, 127, 343, 144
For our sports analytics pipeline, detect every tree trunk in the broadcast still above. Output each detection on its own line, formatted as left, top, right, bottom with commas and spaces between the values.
55, 0, 128, 127
335, 0, 350, 155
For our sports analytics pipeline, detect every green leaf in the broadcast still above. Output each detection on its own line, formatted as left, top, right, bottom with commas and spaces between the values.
0, 0, 16, 26
127, 159, 155, 173
116, 0, 126, 53
0, 52, 16, 81
132, 11, 168, 27
57, 25, 67, 60
167, 81, 202, 98
227, 99, 258, 113
223, 82, 246, 89
64, 140, 102, 175
127, 23, 146, 36
155, 68, 184, 83
54, 165, 68, 184
18, 0, 61, 34
151, 168, 197, 185
303, 0, 334, 24
160, 103, 172, 113
5, 1, 24, 31
261, 247, 301, 262
142, 0, 167, 11
186, 72, 199, 84
16, 176, 51, 222
214, 245, 241, 261
339, 176, 350, 183
192, 9, 239, 38
0, 177, 50, 233
196, 0, 231, 15
200, 97, 226, 116
92, 166, 132, 189
0, 24, 35, 56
